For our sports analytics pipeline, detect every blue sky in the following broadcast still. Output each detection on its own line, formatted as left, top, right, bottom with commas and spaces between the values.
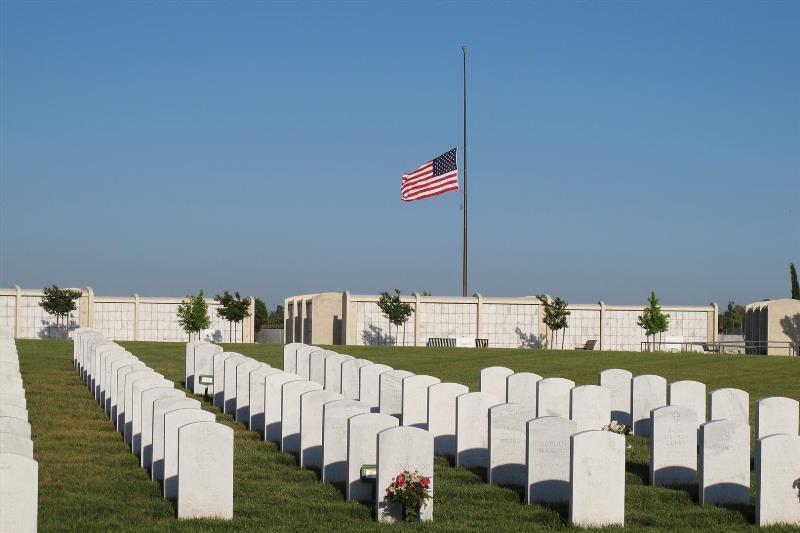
1, 1, 798, 309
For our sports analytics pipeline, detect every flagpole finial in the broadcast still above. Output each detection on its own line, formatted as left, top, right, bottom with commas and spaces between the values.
461, 44, 467, 53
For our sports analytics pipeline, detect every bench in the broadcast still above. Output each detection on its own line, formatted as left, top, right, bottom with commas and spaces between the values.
575, 339, 598, 351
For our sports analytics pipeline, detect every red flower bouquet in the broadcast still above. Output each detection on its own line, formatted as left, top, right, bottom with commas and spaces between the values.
385, 469, 432, 521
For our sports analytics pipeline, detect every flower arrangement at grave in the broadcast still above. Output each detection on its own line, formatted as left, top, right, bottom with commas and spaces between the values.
385, 470, 431, 521
602, 421, 631, 435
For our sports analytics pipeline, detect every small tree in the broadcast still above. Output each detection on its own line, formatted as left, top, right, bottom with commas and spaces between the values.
791, 263, 800, 300
214, 291, 234, 341
719, 301, 745, 334
266, 305, 284, 328
638, 292, 670, 351
215, 291, 251, 343
537, 295, 571, 349
227, 292, 251, 343
377, 289, 414, 346
254, 297, 269, 332
40, 285, 82, 338
177, 290, 211, 341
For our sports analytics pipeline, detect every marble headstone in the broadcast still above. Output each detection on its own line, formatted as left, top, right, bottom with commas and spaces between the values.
376, 426, 434, 523
699, 419, 750, 505
401, 375, 441, 429
569, 430, 625, 527
756, 396, 799, 439
321, 399, 370, 483
570, 385, 611, 433
537, 378, 575, 418
480, 366, 514, 403
631, 374, 667, 437
340, 358, 371, 400
598, 368, 632, 426
379, 370, 413, 419
527, 416, 576, 504
347, 412, 398, 502
456, 392, 502, 469
177, 421, 234, 520
650, 405, 697, 486
488, 402, 538, 486
756, 434, 800, 527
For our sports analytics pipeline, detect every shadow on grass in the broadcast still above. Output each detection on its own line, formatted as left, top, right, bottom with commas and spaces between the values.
537, 501, 569, 525
495, 483, 526, 504
626, 460, 649, 484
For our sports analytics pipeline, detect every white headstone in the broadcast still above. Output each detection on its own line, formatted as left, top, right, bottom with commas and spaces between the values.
650, 405, 697, 486
456, 392, 502, 469
212, 352, 238, 409
347, 413, 398, 502
248, 365, 280, 437
283, 342, 302, 374
401, 375, 441, 429
506, 372, 542, 406
193, 343, 222, 395
235, 360, 262, 425
100, 352, 130, 409
111, 362, 144, 427
0, 416, 31, 438
281, 380, 322, 452
131, 378, 173, 455
299, 389, 342, 468
309, 350, 331, 386
480, 366, 514, 403
527, 416, 576, 504
488, 402, 537, 486
569, 430, 625, 527
0, 432, 33, 458
631, 374, 667, 436
151, 397, 201, 481
264, 372, 302, 442
598, 368, 632, 426
379, 370, 413, 419
756, 396, 799, 439
295, 346, 320, 380
140, 388, 185, 469
709, 388, 749, 425
324, 353, 353, 393
699, 419, 750, 505
359, 364, 392, 413
223, 355, 248, 414
0, 405, 27, 421
0, 453, 37, 533
376, 426, 434, 523
537, 378, 575, 418
123, 370, 163, 442
0, 394, 26, 409
177, 421, 234, 520
668, 380, 706, 429
163, 408, 216, 500
340, 358, 371, 400
427, 382, 469, 457
756, 434, 800, 527
184, 340, 201, 391
322, 399, 370, 483
570, 385, 611, 432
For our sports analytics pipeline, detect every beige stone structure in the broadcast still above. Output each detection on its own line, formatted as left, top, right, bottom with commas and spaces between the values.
744, 299, 800, 356
284, 291, 717, 351
0, 286, 255, 343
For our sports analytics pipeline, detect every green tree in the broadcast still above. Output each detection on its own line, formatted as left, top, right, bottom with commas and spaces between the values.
40, 285, 82, 338
536, 295, 571, 349
791, 263, 800, 300
637, 292, 670, 351
177, 290, 211, 341
377, 289, 415, 346
254, 297, 269, 332
719, 301, 745, 334
215, 291, 251, 343
266, 305, 284, 328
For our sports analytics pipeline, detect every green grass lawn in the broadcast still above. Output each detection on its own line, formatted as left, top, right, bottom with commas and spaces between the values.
16, 340, 800, 532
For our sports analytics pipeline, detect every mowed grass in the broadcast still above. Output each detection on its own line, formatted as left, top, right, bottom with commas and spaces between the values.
16, 339, 800, 532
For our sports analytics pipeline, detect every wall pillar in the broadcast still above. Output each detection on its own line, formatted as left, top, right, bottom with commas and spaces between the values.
412, 292, 420, 347
298, 298, 305, 344
133, 294, 140, 341
598, 301, 605, 351
710, 302, 718, 345
475, 293, 483, 340
14, 285, 22, 339
243, 296, 256, 343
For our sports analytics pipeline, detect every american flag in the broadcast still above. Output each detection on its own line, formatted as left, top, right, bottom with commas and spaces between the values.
401, 148, 459, 202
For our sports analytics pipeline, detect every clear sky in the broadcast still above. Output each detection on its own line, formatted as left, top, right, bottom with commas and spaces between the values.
1, 1, 798, 309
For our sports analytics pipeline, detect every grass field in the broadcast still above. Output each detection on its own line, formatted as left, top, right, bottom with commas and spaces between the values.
16, 339, 800, 532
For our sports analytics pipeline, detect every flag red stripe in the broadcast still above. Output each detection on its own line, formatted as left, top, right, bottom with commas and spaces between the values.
402, 181, 459, 201
402, 163, 433, 180
401, 170, 458, 195
402, 177, 459, 200
402, 169, 433, 184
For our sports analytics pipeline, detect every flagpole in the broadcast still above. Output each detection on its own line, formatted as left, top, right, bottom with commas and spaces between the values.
461, 44, 468, 297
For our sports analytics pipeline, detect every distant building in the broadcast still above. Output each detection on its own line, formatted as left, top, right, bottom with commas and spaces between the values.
744, 299, 800, 356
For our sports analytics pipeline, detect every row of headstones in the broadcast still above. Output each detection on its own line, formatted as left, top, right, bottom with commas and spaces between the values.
185, 341, 435, 522
72, 329, 234, 520
0, 329, 38, 533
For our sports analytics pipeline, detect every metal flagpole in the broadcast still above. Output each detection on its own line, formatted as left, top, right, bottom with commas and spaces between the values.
462, 45, 468, 297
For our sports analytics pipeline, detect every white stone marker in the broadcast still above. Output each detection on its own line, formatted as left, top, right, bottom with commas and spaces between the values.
480, 366, 514, 403
309, 350, 331, 386
100, 352, 130, 408
340, 358, 371, 400
570, 430, 625, 527
283, 342, 303, 374
151, 397, 201, 481
163, 408, 216, 500
104, 355, 136, 414
0, 394, 26, 409
264, 372, 302, 442
248, 365, 280, 437
281, 380, 322, 452
631, 374, 667, 437
570, 385, 611, 433
376, 426, 434, 523
379, 370, 414, 419
322, 399, 371, 483
427, 382, 469, 457
0, 416, 31, 438
96, 345, 125, 400
650, 405, 697, 486
699, 419, 750, 505
177, 421, 234, 520
456, 392, 502, 469
123, 370, 163, 443
527, 416, 576, 504
324, 353, 353, 393
709, 388, 749, 426
0, 432, 33, 458
488, 402, 537, 487
193, 342, 222, 395
184, 340, 201, 392
756, 396, 799, 439
598, 368, 632, 426
668, 380, 707, 429
401, 375, 441, 429
235, 360, 262, 425
537, 378, 575, 418
223, 355, 248, 414
756, 434, 800, 527
111, 362, 144, 426
296, 346, 320, 380
359, 363, 392, 412
131, 378, 173, 455
299, 389, 342, 468
140, 388, 185, 469
0, 453, 38, 533
0, 405, 27, 421
347, 412, 398, 502
212, 352, 239, 409
506, 372, 542, 406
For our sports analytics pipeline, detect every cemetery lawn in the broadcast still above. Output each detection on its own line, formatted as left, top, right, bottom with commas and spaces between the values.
16, 340, 800, 532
